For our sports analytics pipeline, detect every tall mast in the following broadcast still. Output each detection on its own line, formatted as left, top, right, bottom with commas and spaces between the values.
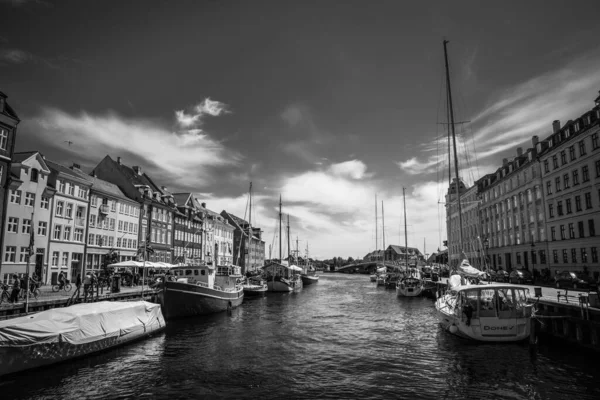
375, 194, 378, 250
296, 236, 299, 264
248, 182, 252, 269
443, 39, 464, 252
403, 188, 408, 268
279, 195, 282, 262
287, 214, 291, 263
382, 201, 385, 251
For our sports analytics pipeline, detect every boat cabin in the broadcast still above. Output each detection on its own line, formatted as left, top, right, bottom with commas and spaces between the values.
171, 265, 215, 288
262, 262, 301, 280
454, 284, 532, 321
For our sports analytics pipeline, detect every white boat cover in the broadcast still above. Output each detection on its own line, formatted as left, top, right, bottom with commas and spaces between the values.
448, 275, 463, 291
0, 301, 164, 347
457, 259, 485, 279
289, 265, 303, 272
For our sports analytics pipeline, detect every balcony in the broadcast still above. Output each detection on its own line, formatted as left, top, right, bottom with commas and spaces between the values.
99, 204, 109, 214
75, 218, 86, 227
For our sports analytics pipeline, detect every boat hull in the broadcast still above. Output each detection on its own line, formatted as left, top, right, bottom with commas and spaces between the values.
160, 281, 244, 319
369, 274, 377, 282
267, 277, 302, 292
243, 284, 268, 296
396, 286, 423, 297
435, 295, 530, 342
0, 301, 165, 377
301, 275, 319, 286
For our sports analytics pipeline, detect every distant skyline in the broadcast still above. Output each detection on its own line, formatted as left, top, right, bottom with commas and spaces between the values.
2, 0, 600, 259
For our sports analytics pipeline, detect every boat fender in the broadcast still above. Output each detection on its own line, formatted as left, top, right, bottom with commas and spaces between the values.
449, 324, 458, 334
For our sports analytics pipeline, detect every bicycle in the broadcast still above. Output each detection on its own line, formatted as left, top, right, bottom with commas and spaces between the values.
52, 280, 73, 293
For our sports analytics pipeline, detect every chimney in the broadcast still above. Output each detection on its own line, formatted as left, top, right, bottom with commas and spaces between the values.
552, 120, 561, 133
71, 163, 81, 170
92, 170, 97, 178
201, 202, 207, 208
133, 166, 142, 176
516, 147, 523, 156
502, 158, 508, 166
117, 157, 122, 165
532, 135, 539, 146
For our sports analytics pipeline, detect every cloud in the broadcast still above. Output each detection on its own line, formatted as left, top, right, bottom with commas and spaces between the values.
0, 0, 53, 7
175, 98, 230, 128
31, 106, 241, 188
0, 49, 33, 64
397, 156, 439, 175
328, 160, 370, 179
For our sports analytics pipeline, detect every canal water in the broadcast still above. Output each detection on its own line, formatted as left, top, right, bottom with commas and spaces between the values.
1, 273, 599, 399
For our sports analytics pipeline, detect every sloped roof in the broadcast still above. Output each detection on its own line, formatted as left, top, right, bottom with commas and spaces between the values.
387, 245, 421, 255
99, 156, 161, 193
173, 193, 192, 207
222, 210, 248, 228
67, 167, 130, 200
12, 151, 38, 164
46, 160, 93, 185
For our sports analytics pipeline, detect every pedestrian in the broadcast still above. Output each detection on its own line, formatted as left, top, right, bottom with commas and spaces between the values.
58, 271, 66, 290
10, 274, 20, 303
76, 273, 82, 290
83, 272, 92, 301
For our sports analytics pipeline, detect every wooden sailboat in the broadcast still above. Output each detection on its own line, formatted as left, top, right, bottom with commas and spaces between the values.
240, 182, 267, 296
370, 194, 379, 282
396, 188, 424, 297
434, 40, 533, 341
262, 196, 303, 292
301, 242, 319, 286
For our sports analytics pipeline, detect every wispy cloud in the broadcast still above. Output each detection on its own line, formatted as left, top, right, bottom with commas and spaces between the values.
31, 103, 241, 188
0, 49, 33, 64
0, 0, 53, 7
175, 98, 230, 128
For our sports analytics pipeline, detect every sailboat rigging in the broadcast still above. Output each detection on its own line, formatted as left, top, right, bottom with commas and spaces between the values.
239, 182, 267, 296
396, 188, 424, 297
434, 40, 533, 342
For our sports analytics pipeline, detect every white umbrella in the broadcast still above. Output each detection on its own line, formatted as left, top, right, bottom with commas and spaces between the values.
108, 260, 144, 268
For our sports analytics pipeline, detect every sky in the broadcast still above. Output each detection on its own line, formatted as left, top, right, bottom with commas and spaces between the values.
2, 0, 600, 260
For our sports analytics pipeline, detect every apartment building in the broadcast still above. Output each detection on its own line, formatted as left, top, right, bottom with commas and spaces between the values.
172, 193, 203, 265
221, 210, 265, 272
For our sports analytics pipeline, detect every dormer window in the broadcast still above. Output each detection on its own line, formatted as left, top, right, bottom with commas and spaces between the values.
31, 168, 39, 183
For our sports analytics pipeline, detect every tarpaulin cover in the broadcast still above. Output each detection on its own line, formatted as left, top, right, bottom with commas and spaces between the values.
448, 275, 463, 291
457, 259, 485, 279
0, 301, 164, 347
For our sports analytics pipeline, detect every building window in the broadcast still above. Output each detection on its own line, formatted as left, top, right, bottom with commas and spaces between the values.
553, 250, 558, 263
38, 221, 47, 236
557, 201, 563, 216
581, 248, 588, 263
19, 247, 28, 263
562, 249, 568, 263
552, 155, 558, 169
566, 199, 572, 214
551, 226, 556, 241
21, 219, 31, 234
116, 237, 122, 247
579, 140, 587, 156
110, 218, 115, 230
63, 226, 71, 241
58, 181, 65, 193
41, 196, 50, 209
563, 173, 570, 189
56, 201, 64, 216
111, 201, 117, 212
589, 219, 596, 237
24, 192, 35, 207
560, 225, 566, 240
96, 234, 103, 246
546, 181, 552, 195
560, 150, 567, 165
582, 166, 590, 182
568, 223, 575, 238
548, 203, 554, 218
74, 228, 83, 242
90, 214, 96, 227
544, 160, 549, 173
592, 247, 598, 263
7, 217, 18, 233
585, 192, 592, 209
596, 159, 600, 178
52, 251, 59, 267
573, 169, 579, 185
66, 203, 73, 218
0, 128, 8, 150
592, 133, 599, 150
91, 195, 97, 207
10, 190, 22, 204
88, 233, 94, 245
61, 252, 69, 267
555, 177, 561, 192
571, 248, 577, 263
4, 246, 16, 262
30, 168, 39, 182
575, 195, 582, 212
67, 184, 74, 196
569, 145, 576, 161
578, 221, 585, 238
53, 225, 62, 240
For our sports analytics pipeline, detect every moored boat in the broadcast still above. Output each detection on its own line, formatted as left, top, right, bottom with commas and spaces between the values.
262, 261, 303, 292
396, 268, 424, 297
0, 301, 165, 377
158, 264, 244, 319
243, 275, 268, 296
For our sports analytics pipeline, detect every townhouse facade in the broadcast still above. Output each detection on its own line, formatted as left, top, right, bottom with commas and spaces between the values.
0, 91, 20, 274
172, 193, 203, 265
446, 179, 480, 267
383, 245, 424, 264
92, 156, 175, 263
1, 152, 53, 282
221, 210, 265, 272
211, 209, 234, 266
46, 161, 91, 284
539, 100, 600, 278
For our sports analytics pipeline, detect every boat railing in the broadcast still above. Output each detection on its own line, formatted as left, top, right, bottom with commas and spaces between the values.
196, 281, 210, 288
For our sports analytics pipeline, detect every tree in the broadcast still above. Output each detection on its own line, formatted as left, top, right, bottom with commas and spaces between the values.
102, 249, 120, 277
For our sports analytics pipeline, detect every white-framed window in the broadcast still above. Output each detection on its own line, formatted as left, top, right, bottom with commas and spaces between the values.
41, 196, 50, 209
111, 201, 116, 212
78, 187, 86, 198
76, 206, 85, 218
65, 203, 73, 218
91, 195, 97, 207
21, 219, 31, 234
74, 228, 83, 242
68, 184, 75, 196
108, 237, 114, 247
109, 218, 115, 230
7, 217, 18, 233
63, 226, 71, 241
53, 225, 62, 240
95, 234, 102, 246
56, 201, 64, 216
88, 233, 94, 245
37, 221, 47, 235
118, 220, 123, 231
134, 207, 139, 217
10, 189, 22, 204
19, 247, 29, 262
117, 237, 122, 247
4, 246, 16, 262
89, 215, 96, 227
58, 181, 65, 193
0, 128, 8, 150
52, 251, 59, 267
24, 192, 35, 207
132, 239, 137, 249
134, 224, 138, 234
61, 252, 69, 267
119, 203, 124, 213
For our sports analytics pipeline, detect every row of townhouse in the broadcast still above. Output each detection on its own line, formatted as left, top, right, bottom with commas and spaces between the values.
446, 89, 600, 278
0, 89, 267, 283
